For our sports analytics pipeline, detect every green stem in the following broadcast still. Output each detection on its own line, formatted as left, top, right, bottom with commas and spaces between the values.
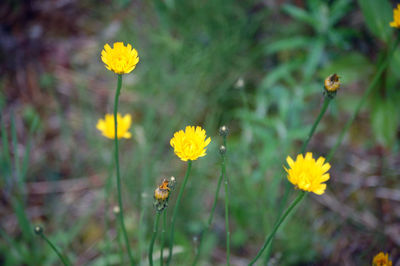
161, 210, 167, 266
326, 35, 400, 162
167, 160, 193, 265
223, 136, 230, 266
248, 192, 306, 265
39, 232, 70, 266
113, 74, 134, 265
300, 97, 331, 154
149, 211, 162, 266
192, 157, 224, 265
116, 216, 126, 265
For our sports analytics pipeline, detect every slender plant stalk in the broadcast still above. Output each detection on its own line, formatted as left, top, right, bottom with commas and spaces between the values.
149, 211, 162, 266
167, 160, 193, 265
161, 210, 167, 266
326, 35, 400, 162
222, 136, 230, 266
116, 215, 126, 265
113, 74, 134, 265
192, 160, 224, 265
300, 97, 332, 153
103, 165, 114, 266
37, 230, 70, 266
249, 192, 307, 265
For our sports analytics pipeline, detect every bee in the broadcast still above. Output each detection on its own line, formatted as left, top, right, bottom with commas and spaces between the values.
154, 179, 170, 201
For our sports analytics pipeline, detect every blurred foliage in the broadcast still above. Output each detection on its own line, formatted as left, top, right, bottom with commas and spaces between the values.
1, 0, 400, 265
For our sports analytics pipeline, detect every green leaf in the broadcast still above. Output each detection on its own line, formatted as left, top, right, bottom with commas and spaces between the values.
282, 4, 317, 27
357, 0, 393, 42
303, 38, 325, 82
265, 36, 312, 55
371, 98, 399, 147
330, 0, 352, 26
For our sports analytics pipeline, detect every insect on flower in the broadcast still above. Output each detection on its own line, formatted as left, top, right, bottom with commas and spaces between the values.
154, 177, 176, 211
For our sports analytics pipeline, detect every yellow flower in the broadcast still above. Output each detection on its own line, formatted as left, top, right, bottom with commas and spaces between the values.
373, 252, 392, 266
96, 113, 132, 139
390, 4, 400, 28
101, 42, 139, 74
284, 152, 330, 195
170, 126, 211, 161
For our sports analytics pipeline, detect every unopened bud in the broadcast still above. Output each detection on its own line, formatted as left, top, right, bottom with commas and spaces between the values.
34, 225, 43, 235
154, 177, 176, 212
219, 145, 226, 155
219, 125, 229, 137
324, 74, 340, 98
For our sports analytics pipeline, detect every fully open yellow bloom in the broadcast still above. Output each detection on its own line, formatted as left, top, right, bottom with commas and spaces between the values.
101, 42, 139, 74
373, 252, 392, 266
284, 152, 330, 195
170, 126, 211, 161
390, 4, 400, 28
96, 113, 132, 139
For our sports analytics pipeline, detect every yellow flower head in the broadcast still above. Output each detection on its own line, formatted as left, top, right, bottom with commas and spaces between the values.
96, 113, 132, 139
284, 152, 330, 195
390, 4, 400, 28
373, 252, 392, 266
170, 126, 211, 161
101, 42, 139, 74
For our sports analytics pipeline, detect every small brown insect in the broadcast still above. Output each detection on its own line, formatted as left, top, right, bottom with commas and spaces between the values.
154, 179, 170, 201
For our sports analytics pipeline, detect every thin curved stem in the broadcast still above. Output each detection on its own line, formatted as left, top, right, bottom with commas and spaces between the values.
167, 160, 192, 265
248, 191, 306, 265
149, 211, 161, 266
300, 97, 331, 154
222, 136, 230, 266
113, 74, 134, 265
326, 34, 400, 162
38, 232, 70, 266
161, 210, 167, 266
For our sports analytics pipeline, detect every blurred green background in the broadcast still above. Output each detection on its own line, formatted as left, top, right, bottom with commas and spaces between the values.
1, 0, 400, 265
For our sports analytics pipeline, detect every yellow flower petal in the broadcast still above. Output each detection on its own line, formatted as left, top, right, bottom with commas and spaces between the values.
96, 113, 132, 140
170, 125, 211, 161
101, 42, 139, 74
390, 5, 400, 28
373, 252, 392, 266
284, 153, 331, 195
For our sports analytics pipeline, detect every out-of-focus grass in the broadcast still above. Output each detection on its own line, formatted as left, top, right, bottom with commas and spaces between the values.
1, 0, 400, 265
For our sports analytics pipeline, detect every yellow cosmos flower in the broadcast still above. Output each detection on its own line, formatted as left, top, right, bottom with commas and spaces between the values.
284, 152, 330, 195
101, 42, 139, 74
390, 4, 400, 28
96, 113, 132, 139
170, 126, 211, 161
373, 252, 392, 266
